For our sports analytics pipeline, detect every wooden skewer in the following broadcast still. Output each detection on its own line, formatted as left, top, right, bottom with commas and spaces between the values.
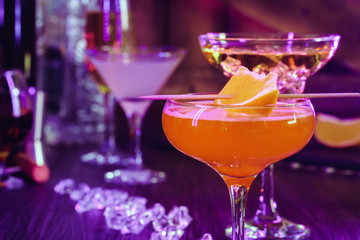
139, 94, 233, 100
139, 92, 360, 100
278, 92, 360, 99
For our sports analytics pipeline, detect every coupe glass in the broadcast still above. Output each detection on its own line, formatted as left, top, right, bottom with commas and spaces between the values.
0, 70, 33, 188
198, 32, 340, 238
162, 97, 316, 240
87, 46, 186, 184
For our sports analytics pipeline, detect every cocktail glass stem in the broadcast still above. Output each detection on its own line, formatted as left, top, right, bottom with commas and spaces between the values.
256, 165, 278, 220
244, 164, 310, 238
126, 110, 143, 167
81, 93, 121, 165
0, 158, 5, 180
230, 184, 248, 240
102, 93, 117, 154
104, 99, 166, 185
226, 164, 310, 239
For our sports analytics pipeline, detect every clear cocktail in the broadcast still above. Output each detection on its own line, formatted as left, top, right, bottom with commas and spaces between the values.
199, 32, 340, 94
162, 97, 315, 239
198, 32, 340, 238
87, 47, 186, 184
89, 48, 184, 118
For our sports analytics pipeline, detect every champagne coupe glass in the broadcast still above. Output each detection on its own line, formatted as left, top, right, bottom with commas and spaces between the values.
198, 32, 340, 238
0, 70, 33, 188
87, 46, 186, 184
162, 96, 316, 240
81, 0, 135, 165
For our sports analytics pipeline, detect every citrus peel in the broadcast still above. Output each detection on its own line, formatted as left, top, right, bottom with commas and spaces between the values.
215, 66, 279, 116
314, 113, 360, 148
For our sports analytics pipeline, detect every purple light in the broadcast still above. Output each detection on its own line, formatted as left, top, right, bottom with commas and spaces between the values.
14, 0, 21, 43
103, 0, 110, 43
115, 0, 122, 45
286, 32, 294, 53
0, 0, 4, 26
28, 86, 36, 96
5, 71, 21, 117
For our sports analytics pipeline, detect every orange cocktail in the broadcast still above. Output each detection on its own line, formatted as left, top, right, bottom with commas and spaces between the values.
163, 100, 314, 187
162, 97, 315, 240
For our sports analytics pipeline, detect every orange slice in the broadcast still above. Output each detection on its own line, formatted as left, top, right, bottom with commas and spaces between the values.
314, 113, 360, 148
215, 66, 279, 116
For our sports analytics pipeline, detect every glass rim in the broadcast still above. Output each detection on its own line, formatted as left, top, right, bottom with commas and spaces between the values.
86, 46, 187, 59
167, 95, 312, 110
199, 32, 341, 42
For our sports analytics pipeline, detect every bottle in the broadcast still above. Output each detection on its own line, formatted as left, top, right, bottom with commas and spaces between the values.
36, 0, 106, 145
0, 0, 36, 87
84, 0, 136, 95
85, 0, 136, 51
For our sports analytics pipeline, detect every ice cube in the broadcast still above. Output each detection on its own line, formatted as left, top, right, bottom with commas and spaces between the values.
167, 206, 193, 229
54, 178, 76, 195
199, 233, 213, 240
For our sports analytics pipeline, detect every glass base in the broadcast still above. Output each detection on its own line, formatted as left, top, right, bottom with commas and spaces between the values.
81, 151, 123, 166
104, 168, 166, 185
225, 218, 310, 239
0, 176, 24, 189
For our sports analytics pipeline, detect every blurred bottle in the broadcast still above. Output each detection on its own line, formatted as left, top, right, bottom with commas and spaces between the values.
84, 0, 136, 95
85, 0, 136, 51
79, 0, 136, 164
35, 0, 136, 146
0, 0, 36, 87
36, 0, 106, 145
0, 2, 51, 182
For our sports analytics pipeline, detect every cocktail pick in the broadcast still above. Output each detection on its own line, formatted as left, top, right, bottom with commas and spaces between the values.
139, 92, 360, 100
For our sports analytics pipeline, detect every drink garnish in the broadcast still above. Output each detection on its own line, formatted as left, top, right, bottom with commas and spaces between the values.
139, 92, 360, 100
314, 113, 360, 148
215, 66, 279, 116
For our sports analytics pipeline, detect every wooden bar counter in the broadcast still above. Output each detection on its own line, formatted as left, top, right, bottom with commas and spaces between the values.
1, 123, 360, 239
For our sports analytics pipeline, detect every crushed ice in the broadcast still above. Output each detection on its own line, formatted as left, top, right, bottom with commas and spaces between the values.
54, 178, 214, 239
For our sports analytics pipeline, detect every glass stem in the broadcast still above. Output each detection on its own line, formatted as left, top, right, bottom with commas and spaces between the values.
230, 184, 248, 240
0, 154, 8, 181
126, 111, 143, 167
0, 160, 4, 180
255, 164, 279, 221
102, 93, 116, 153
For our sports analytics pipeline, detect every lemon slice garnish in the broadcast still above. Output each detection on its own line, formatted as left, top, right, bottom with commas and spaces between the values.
215, 66, 279, 116
314, 113, 360, 148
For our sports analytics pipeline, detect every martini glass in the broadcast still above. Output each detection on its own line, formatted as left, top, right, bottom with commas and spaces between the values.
87, 46, 186, 184
198, 32, 340, 238
162, 96, 316, 240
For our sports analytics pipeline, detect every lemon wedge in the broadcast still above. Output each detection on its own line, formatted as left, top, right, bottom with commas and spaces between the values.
215, 66, 279, 116
314, 113, 360, 148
